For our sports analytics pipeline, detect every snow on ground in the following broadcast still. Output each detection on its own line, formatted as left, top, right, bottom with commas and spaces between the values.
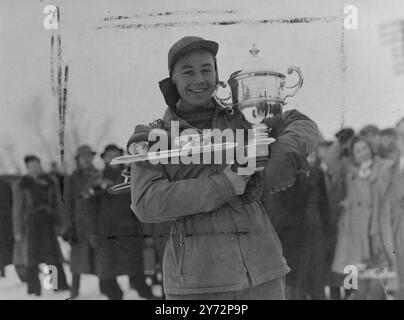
0, 264, 162, 300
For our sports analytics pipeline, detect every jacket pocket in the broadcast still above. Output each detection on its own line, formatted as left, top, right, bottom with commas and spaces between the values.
170, 220, 186, 279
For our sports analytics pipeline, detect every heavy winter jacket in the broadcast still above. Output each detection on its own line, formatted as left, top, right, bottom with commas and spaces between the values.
64, 167, 102, 275
129, 101, 320, 294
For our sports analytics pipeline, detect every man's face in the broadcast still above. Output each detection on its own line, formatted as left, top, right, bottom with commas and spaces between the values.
77, 154, 94, 169
26, 160, 42, 177
381, 134, 396, 155
396, 122, 404, 155
362, 133, 381, 154
172, 49, 216, 110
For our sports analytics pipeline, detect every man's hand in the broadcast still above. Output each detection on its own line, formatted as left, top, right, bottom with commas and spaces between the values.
262, 114, 286, 138
223, 165, 252, 196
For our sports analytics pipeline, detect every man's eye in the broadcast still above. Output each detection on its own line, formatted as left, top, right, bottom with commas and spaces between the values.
183, 71, 193, 76
201, 69, 212, 74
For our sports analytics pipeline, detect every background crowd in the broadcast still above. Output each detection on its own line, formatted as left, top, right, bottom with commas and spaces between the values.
0, 118, 404, 300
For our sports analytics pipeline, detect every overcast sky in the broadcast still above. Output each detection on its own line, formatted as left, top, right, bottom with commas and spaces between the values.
1, 0, 403, 172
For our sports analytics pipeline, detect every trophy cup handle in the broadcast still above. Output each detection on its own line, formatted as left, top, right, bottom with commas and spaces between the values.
283, 66, 304, 100
213, 81, 234, 113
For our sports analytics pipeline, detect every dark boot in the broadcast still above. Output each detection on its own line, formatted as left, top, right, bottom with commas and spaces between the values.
53, 263, 70, 292
129, 273, 156, 299
99, 278, 123, 300
26, 266, 41, 296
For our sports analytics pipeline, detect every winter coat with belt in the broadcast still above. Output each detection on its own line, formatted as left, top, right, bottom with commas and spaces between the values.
332, 158, 394, 274
129, 101, 320, 295
88, 166, 145, 279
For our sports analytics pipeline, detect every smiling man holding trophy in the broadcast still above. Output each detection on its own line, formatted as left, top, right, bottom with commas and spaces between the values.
117, 36, 320, 299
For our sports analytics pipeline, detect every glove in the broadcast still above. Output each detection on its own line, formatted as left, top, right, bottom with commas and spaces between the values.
261, 114, 286, 139
127, 124, 169, 155
127, 124, 152, 154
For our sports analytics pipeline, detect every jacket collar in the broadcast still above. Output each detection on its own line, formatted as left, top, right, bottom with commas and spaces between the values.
161, 99, 225, 132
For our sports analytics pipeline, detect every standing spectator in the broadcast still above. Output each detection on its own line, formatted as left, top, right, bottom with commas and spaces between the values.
64, 145, 102, 298
378, 118, 404, 299
12, 155, 69, 296
380, 128, 399, 160
89, 144, 154, 299
263, 174, 308, 299
359, 125, 382, 156
332, 138, 391, 299
325, 130, 354, 299
295, 152, 329, 300
0, 178, 13, 277
392, 118, 404, 299
335, 128, 355, 161
264, 152, 328, 300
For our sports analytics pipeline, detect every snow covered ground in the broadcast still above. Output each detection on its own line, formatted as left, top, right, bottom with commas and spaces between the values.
0, 264, 163, 300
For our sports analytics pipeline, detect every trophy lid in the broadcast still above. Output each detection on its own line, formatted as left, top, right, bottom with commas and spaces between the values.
229, 45, 285, 79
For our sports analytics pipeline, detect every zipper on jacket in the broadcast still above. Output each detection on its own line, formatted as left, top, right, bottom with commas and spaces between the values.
229, 210, 252, 287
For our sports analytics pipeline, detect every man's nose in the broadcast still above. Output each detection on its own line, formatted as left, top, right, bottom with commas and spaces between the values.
192, 71, 205, 83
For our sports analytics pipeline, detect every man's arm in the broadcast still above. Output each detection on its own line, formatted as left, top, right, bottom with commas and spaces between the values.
130, 162, 236, 223
263, 109, 321, 193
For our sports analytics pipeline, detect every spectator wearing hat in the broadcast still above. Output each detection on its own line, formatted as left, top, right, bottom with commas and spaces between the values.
380, 128, 399, 160
87, 144, 154, 299
332, 137, 394, 299
359, 125, 382, 156
127, 36, 320, 299
377, 118, 404, 299
12, 155, 69, 296
63, 145, 102, 298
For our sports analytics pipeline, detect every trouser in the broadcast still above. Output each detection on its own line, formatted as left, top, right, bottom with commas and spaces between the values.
26, 263, 68, 295
166, 277, 285, 300
70, 246, 96, 298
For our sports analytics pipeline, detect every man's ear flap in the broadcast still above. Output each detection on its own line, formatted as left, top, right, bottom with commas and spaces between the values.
159, 77, 180, 108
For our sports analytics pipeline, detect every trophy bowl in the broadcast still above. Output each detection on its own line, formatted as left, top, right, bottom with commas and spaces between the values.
213, 45, 304, 172
214, 45, 303, 123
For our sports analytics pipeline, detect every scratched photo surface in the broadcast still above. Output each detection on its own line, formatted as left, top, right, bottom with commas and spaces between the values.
0, 0, 403, 300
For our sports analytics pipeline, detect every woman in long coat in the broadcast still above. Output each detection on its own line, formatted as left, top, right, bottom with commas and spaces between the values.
332, 137, 393, 299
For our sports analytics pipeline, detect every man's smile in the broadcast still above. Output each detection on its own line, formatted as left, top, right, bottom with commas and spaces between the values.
188, 87, 210, 94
